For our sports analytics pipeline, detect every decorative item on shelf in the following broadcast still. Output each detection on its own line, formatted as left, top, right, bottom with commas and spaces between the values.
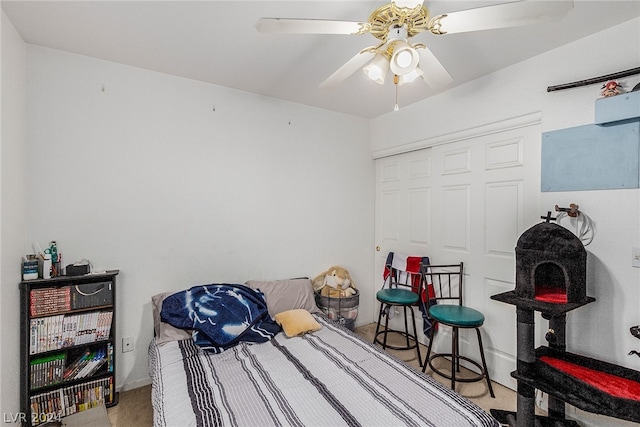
600, 80, 625, 97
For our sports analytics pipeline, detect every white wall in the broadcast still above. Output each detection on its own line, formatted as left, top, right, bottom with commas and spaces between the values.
5, 9, 640, 427
0, 10, 27, 422
371, 18, 640, 427
23, 45, 374, 391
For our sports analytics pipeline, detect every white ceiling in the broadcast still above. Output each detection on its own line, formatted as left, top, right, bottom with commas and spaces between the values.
3, 0, 639, 118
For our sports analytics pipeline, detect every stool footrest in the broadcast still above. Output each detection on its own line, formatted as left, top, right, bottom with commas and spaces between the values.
428, 353, 486, 383
374, 330, 420, 351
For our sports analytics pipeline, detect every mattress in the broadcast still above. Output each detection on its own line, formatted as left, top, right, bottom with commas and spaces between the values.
149, 314, 499, 427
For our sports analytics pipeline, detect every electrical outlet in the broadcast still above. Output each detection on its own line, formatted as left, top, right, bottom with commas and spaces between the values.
633, 247, 640, 268
122, 337, 134, 353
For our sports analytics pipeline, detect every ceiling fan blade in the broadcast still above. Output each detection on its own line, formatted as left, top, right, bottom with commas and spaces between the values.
431, 0, 574, 35
320, 49, 377, 89
256, 18, 368, 35
417, 46, 454, 89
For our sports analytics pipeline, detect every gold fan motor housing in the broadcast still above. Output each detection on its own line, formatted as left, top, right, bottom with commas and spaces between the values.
366, 3, 431, 41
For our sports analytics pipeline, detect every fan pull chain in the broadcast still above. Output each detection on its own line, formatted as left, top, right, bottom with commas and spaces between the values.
394, 74, 399, 111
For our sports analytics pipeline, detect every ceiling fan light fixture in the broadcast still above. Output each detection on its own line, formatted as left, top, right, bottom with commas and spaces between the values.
398, 66, 423, 85
260, 0, 576, 96
395, 50, 413, 68
363, 53, 390, 84
389, 40, 419, 75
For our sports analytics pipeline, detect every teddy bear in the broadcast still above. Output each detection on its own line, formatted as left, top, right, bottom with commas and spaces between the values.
312, 266, 357, 298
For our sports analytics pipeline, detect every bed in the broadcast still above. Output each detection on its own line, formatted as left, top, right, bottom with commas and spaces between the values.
149, 279, 499, 427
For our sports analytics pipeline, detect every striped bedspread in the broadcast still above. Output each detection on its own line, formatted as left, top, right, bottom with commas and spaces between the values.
149, 315, 499, 427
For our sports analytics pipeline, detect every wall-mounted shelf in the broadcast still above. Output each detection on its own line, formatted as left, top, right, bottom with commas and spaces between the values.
595, 91, 640, 125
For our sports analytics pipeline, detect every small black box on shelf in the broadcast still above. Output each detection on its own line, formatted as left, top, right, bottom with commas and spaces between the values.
66, 263, 90, 276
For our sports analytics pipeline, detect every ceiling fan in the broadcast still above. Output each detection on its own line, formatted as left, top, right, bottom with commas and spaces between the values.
256, 0, 574, 92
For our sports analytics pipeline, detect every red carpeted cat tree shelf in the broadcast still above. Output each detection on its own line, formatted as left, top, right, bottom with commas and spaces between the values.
491, 220, 640, 426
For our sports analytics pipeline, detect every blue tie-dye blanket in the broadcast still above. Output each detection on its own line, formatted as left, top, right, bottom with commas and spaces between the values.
160, 284, 281, 353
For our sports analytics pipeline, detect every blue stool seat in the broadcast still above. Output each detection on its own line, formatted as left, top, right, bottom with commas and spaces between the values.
429, 305, 484, 327
377, 289, 419, 305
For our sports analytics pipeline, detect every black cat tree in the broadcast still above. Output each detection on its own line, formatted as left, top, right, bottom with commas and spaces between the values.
491, 217, 640, 426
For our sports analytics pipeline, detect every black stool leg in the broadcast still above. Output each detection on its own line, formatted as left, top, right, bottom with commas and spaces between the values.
382, 304, 392, 350
475, 327, 495, 398
422, 321, 437, 373
451, 326, 458, 392
374, 302, 390, 349
375, 302, 422, 367
408, 306, 422, 368
403, 306, 411, 349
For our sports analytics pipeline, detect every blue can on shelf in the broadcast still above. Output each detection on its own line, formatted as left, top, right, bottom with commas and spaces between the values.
22, 256, 39, 281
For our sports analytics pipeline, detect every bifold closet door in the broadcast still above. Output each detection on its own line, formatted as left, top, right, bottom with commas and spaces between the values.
374, 115, 542, 388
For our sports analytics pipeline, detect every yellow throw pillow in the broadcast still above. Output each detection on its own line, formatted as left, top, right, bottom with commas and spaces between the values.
274, 309, 322, 337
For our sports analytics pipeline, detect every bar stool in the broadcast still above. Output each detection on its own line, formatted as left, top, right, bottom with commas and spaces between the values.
421, 262, 495, 397
374, 253, 429, 367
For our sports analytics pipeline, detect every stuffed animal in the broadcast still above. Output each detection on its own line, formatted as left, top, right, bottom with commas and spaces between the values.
601, 80, 625, 97
312, 266, 357, 298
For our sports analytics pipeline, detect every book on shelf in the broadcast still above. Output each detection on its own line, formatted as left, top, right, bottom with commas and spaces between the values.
30, 353, 65, 390
29, 376, 113, 425
63, 348, 107, 381
30, 287, 71, 316
30, 311, 112, 354
107, 342, 114, 372
29, 282, 114, 317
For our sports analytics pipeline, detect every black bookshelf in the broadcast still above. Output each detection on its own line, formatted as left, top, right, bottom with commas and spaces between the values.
19, 270, 119, 426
